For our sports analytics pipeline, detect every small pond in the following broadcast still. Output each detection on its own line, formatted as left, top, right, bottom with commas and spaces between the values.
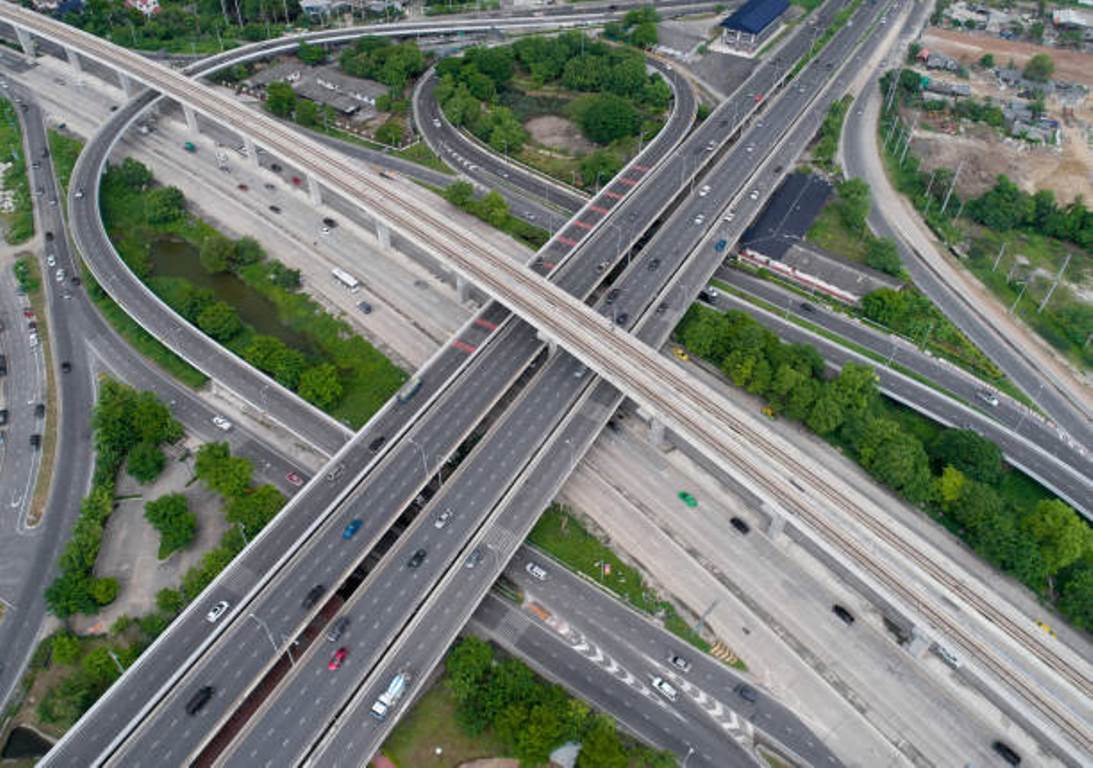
2, 725, 53, 759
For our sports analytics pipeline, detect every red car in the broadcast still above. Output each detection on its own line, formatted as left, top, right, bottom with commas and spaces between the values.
286, 472, 304, 487
754, 93, 764, 103
237, 183, 249, 192
291, 176, 303, 186
328, 647, 348, 670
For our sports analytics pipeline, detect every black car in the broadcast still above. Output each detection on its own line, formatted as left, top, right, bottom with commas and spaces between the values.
322, 217, 337, 228
29, 434, 41, 449
734, 684, 758, 703
269, 205, 281, 214
646, 258, 661, 271
832, 604, 855, 625
655, 302, 668, 315
34, 403, 45, 418
614, 312, 628, 325
605, 289, 620, 305
71, 275, 81, 286
991, 741, 1021, 766
60, 361, 72, 373
270, 163, 283, 172
407, 548, 427, 569
368, 436, 386, 453
185, 686, 214, 716
326, 616, 350, 642
800, 302, 816, 313
45, 231, 53, 242
729, 516, 750, 534
0, 409, 8, 426
302, 584, 325, 609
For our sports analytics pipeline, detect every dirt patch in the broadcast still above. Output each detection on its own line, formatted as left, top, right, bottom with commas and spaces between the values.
907, 120, 1093, 203
524, 115, 595, 156
457, 760, 520, 768
922, 28, 1093, 87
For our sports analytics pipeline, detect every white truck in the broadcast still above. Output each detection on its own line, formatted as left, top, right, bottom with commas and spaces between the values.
370, 671, 411, 721
331, 267, 361, 293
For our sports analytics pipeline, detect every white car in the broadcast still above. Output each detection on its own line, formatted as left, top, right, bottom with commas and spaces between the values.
525, 562, 548, 581
432, 118, 441, 128
434, 508, 453, 529
749, 189, 760, 200
705, 285, 720, 300
698, 184, 710, 197
693, 214, 705, 225
320, 226, 331, 236
55, 268, 66, 283
650, 675, 678, 702
205, 600, 230, 623
46, 253, 56, 267
74, 188, 85, 199
212, 415, 233, 431
976, 389, 999, 407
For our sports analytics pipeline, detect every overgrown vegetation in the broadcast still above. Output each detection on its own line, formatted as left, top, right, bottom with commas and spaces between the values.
0, 95, 33, 244
14, 254, 39, 293
444, 636, 676, 767
442, 181, 548, 250
47, 130, 84, 194
99, 157, 405, 426
529, 505, 711, 652
811, 95, 851, 172
435, 32, 670, 188
45, 380, 182, 619
675, 304, 1092, 630
602, 5, 660, 49
879, 69, 1092, 370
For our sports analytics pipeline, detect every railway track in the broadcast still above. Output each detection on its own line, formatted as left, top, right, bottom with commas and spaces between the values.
6, 4, 1088, 753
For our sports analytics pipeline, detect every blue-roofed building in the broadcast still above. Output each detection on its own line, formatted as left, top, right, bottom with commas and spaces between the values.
720, 0, 790, 49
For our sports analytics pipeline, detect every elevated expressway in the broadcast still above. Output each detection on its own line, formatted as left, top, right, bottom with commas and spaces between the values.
6, 2, 1089, 765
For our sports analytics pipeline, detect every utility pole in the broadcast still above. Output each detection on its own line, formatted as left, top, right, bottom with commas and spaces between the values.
883, 68, 900, 112
922, 169, 938, 213
1038, 253, 1071, 313
940, 160, 963, 215
992, 242, 1006, 271
898, 116, 917, 165
1010, 281, 1028, 314
691, 600, 719, 634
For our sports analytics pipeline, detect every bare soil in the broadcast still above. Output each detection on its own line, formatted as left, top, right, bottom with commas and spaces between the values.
921, 28, 1093, 86
524, 115, 594, 156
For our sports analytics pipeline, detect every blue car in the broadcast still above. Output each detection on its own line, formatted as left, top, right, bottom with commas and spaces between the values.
714, 239, 728, 253
342, 519, 363, 540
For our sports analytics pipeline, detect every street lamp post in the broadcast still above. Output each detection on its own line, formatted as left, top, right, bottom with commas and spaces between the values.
407, 437, 430, 483
682, 745, 695, 767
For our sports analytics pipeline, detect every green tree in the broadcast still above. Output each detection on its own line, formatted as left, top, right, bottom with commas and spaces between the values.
806, 390, 845, 435
90, 577, 119, 606
447, 636, 494, 704
52, 632, 82, 665
835, 178, 871, 234
1022, 499, 1090, 577
979, 53, 994, 68
127, 440, 166, 484
937, 465, 968, 509
477, 190, 509, 228
298, 364, 343, 410
81, 647, 121, 687
577, 714, 628, 768
196, 301, 243, 342
375, 119, 403, 146
297, 41, 326, 65
295, 99, 319, 127
155, 587, 186, 616
830, 363, 878, 417
194, 442, 254, 499
226, 484, 286, 536
571, 93, 639, 144
233, 236, 264, 267
199, 233, 235, 274
1056, 562, 1093, 630
1022, 53, 1054, 82
265, 81, 297, 118
444, 180, 475, 208
928, 429, 1003, 484
487, 108, 528, 155
580, 149, 623, 188
116, 157, 153, 190
630, 20, 658, 48
145, 493, 197, 559
145, 186, 186, 224
856, 418, 935, 503
864, 237, 903, 276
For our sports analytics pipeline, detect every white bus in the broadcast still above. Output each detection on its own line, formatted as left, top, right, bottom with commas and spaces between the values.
331, 267, 360, 293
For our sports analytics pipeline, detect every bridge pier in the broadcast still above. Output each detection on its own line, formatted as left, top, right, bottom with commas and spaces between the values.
307, 175, 322, 205
182, 104, 199, 134
118, 72, 135, 99
649, 418, 671, 452
456, 275, 472, 304
376, 220, 390, 250
906, 626, 932, 658
763, 502, 787, 540
15, 27, 34, 57
534, 328, 558, 355
65, 46, 82, 73
243, 135, 260, 168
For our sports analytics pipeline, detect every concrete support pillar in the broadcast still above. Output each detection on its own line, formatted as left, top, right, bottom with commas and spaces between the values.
15, 27, 34, 57
763, 502, 786, 540
65, 46, 82, 73
376, 220, 390, 250
243, 136, 259, 168
534, 328, 557, 356
906, 627, 932, 658
307, 175, 323, 205
649, 418, 671, 452
182, 104, 199, 134
119, 73, 135, 99
456, 275, 471, 304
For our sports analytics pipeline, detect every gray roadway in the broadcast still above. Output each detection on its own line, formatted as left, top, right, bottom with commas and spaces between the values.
840, 43, 1093, 461
0, 80, 312, 714
714, 268, 1093, 514
223, 1, 883, 765
39, 11, 701, 762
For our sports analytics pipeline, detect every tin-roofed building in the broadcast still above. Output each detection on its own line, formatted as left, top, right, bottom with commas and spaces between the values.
720, 0, 790, 49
